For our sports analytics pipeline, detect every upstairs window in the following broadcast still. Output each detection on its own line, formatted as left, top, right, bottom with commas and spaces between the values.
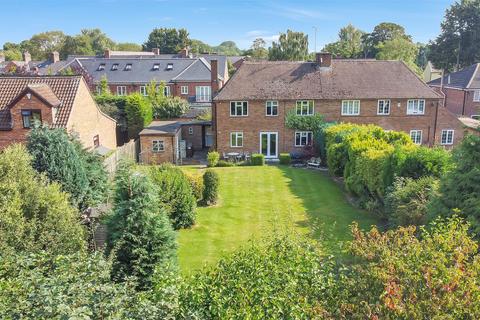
195, 86, 211, 102
21, 110, 41, 128
188, 127, 193, 135
407, 99, 425, 115
230, 101, 248, 116
266, 100, 278, 116
166, 63, 173, 70
124, 63, 132, 71
97, 63, 105, 71
377, 99, 391, 115
153, 63, 160, 71
111, 63, 119, 71
474, 90, 480, 102
295, 100, 314, 116
341, 100, 360, 115
410, 130, 422, 145
441, 129, 454, 145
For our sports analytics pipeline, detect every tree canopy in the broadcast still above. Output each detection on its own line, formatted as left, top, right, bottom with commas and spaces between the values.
143, 28, 190, 53
268, 30, 309, 61
323, 24, 365, 58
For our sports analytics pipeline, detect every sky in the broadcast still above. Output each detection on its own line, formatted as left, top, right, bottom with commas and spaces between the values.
0, 0, 455, 51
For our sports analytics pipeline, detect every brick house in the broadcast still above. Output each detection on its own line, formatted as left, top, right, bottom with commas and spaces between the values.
213, 53, 470, 159
428, 63, 480, 118
0, 75, 117, 150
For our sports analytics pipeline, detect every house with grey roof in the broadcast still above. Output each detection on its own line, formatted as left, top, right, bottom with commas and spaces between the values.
428, 63, 480, 118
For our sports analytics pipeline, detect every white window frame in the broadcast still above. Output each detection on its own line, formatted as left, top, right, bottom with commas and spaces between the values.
152, 140, 165, 153
230, 101, 248, 117
294, 131, 313, 147
474, 90, 480, 102
295, 100, 314, 116
441, 129, 454, 145
188, 127, 193, 135
181, 85, 189, 95
377, 99, 391, 115
164, 86, 171, 97
195, 86, 211, 102
230, 132, 243, 148
116, 86, 126, 96
266, 100, 278, 116
139, 86, 147, 96
407, 99, 425, 115
341, 100, 360, 116
410, 130, 423, 145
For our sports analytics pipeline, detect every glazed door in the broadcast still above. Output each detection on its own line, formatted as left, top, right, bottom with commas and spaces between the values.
260, 132, 278, 158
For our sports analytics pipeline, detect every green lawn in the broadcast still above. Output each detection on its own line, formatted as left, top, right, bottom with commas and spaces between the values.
178, 165, 380, 273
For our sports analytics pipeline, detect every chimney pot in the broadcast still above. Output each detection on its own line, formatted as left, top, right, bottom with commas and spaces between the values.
50, 51, 60, 63
23, 51, 31, 64
152, 48, 160, 55
316, 52, 332, 68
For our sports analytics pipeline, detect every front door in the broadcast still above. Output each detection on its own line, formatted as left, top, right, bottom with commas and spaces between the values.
260, 132, 278, 159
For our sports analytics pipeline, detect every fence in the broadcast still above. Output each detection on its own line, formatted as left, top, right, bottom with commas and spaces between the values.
103, 139, 139, 175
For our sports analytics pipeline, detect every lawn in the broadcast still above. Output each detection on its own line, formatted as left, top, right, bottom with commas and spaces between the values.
178, 165, 380, 273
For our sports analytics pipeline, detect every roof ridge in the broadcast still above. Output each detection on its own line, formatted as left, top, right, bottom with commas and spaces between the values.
466, 63, 480, 89
171, 59, 198, 80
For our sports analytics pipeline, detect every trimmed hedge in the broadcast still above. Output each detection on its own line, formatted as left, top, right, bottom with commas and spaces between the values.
202, 169, 219, 205
216, 160, 236, 167
207, 151, 220, 167
251, 153, 265, 166
279, 153, 291, 165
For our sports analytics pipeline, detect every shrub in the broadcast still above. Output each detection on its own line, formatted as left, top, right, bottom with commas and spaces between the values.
125, 93, 153, 139
216, 160, 235, 167
429, 134, 480, 234
385, 176, 439, 226
202, 169, 219, 205
185, 172, 204, 202
178, 234, 332, 319
106, 163, 177, 289
250, 153, 265, 166
94, 94, 128, 133
279, 153, 291, 165
207, 151, 220, 167
148, 164, 197, 229
154, 96, 189, 119
0, 144, 86, 256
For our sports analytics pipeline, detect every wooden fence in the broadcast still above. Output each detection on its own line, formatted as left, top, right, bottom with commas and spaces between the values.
103, 139, 139, 175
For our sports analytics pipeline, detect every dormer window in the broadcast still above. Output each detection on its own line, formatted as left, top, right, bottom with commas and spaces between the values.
166, 63, 173, 70
21, 110, 41, 128
97, 63, 105, 71
124, 63, 132, 71
111, 63, 119, 71
153, 63, 160, 71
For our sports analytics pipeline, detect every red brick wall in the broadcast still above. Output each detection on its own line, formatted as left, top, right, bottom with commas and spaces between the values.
0, 93, 53, 149
431, 86, 480, 117
214, 98, 464, 156
139, 134, 178, 164
181, 124, 204, 150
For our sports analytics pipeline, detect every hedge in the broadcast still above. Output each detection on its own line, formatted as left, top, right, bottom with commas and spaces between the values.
279, 153, 291, 165
251, 154, 265, 166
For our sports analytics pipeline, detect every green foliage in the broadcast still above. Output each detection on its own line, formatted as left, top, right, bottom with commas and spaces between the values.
125, 93, 153, 138
376, 37, 421, 74
178, 234, 332, 319
99, 74, 110, 95
207, 151, 220, 167
323, 24, 365, 58
27, 126, 108, 211
363, 22, 412, 58
0, 144, 85, 256
341, 216, 480, 318
285, 110, 326, 132
250, 153, 265, 166
60, 28, 116, 58
184, 172, 204, 202
202, 169, 219, 205
268, 29, 309, 61
106, 163, 177, 289
143, 28, 190, 53
148, 164, 197, 229
243, 38, 268, 59
116, 42, 143, 51
216, 160, 236, 167
154, 96, 189, 119
385, 176, 440, 227
429, 134, 480, 234
429, 0, 480, 70
279, 153, 291, 165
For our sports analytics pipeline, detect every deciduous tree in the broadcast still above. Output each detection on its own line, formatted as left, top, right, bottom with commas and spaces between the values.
143, 28, 190, 53
268, 30, 309, 61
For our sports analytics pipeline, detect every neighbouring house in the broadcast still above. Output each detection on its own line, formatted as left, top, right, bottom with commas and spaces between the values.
139, 119, 212, 164
0, 51, 76, 76
213, 53, 471, 159
0, 75, 117, 150
428, 63, 480, 119
423, 61, 442, 83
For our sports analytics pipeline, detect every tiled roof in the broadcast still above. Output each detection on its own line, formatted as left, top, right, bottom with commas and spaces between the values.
428, 63, 480, 89
26, 84, 62, 107
0, 76, 82, 129
139, 120, 182, 136
215, 59, 441, 101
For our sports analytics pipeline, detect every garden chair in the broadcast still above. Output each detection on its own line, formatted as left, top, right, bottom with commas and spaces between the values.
223, 152, 229, 160
236, 152, 243, 162
244, 152, 251, 161
307, 157, 321, 168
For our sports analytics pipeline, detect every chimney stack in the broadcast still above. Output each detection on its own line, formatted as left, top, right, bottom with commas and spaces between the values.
152, 48, 160, 55
50, 51, 60, 63
0, 53, 4, 63
211, 59, 219, 93
104, 49, 111, 58
316, 52, 332, 68
23, 51, 31, 64
179, 47, 189, 58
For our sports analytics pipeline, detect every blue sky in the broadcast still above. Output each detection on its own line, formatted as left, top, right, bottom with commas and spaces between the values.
1, 0, 454, 50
